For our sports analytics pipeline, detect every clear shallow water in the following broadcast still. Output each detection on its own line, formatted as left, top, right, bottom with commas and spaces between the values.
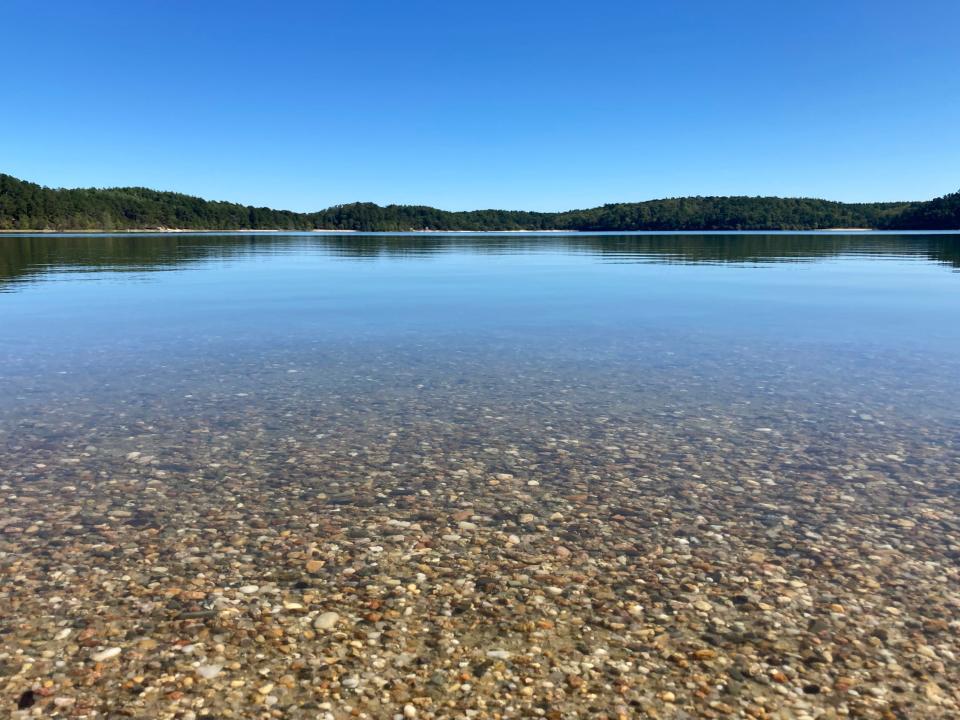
2, 232, 960, 485
2, 232, 960, 718
2, 232, 960, 420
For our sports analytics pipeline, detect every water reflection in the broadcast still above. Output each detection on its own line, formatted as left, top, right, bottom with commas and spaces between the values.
2, 231, 959, 289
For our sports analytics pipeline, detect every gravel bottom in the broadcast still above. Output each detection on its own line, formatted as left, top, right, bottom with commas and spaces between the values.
2, 339, 959, 719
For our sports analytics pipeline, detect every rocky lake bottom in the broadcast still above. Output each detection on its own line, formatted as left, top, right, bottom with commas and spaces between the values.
1, 233, 959, 719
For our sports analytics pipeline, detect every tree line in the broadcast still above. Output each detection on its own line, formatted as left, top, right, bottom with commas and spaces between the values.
1, 173, 957, 231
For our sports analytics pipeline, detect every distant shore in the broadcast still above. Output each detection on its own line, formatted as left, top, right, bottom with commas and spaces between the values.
0, 227, 897, 234
5, 172, 959, 233
0, 228, 341, 234
6, 226, 960, 235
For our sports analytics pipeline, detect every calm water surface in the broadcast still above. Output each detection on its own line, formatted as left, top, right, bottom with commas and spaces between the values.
2, 233, 959, 428
2, 232, 959, 496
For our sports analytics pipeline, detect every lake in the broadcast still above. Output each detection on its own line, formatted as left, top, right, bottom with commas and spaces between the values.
2, 232, 959, 718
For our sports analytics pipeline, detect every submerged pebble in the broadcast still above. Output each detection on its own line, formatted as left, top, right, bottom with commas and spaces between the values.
90, 647, 122, 662
313, 611, 340, 630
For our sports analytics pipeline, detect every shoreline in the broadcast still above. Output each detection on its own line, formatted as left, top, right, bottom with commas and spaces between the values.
3, 227, 959, 235
0, 226, 922, 235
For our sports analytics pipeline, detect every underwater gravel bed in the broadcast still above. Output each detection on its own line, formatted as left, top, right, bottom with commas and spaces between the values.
2, 336, 959, 719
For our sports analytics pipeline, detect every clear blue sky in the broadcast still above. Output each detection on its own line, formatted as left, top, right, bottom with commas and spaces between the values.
3, 0, 958, 211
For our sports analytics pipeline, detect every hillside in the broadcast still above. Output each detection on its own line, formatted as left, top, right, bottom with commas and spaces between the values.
1, 173, 957, 232
885, 191, 960, 230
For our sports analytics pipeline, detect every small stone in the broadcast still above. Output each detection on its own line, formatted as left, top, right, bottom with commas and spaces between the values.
314, 611, 340, 630
239, 585, 259, 594
403, 703, 418, 718
91, 647, 122, 662
17, 691, 36, 710
197, 664, 224, 679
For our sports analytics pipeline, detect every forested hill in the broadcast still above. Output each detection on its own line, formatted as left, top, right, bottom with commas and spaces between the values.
1, 173, 958, 231
884, 190, 960, 230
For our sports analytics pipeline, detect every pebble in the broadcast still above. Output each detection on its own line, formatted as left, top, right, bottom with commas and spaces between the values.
314, 611, 340, 630
197, 664, 224, 679
90, 647, 122, 662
